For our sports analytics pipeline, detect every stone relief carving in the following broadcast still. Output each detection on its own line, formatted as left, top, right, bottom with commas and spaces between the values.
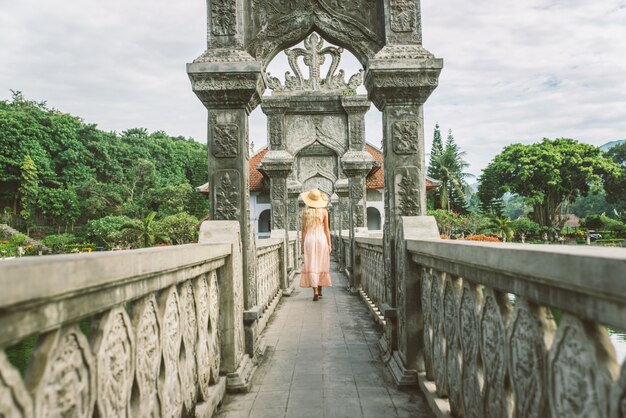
420, 268, 433, 381
459, 283, 484, 418
208, 271, 221, 384
508, 298, 553, 418
286, 114, 347, 157
194, 275, 211, 400
272, 183, 285, 200
611, 362, 626, 418
349, 118, 364, 146
390, 0, 417, 32
430, 272, 447, 397
212, 121, 239, 158
269, 115, 283, 147
392, 120, 419, 154
29, 326, 95, 418
214, 171, 241, 220
443, 275, 463, 415
158, 287, 183, 418
0, 351, 33, 418
479, 289, 511, 418
266, 33, 363, 93
350, 183, 364, 202
179, 281, 198, 415
93, 307, 134, 418
395, 167, 419, 216
131, 295, 161, 418
211, 0, 237, 36
273, 208, 285, 229
548, 314, 615, 418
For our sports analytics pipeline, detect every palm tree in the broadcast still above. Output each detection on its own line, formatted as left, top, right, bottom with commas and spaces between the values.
489, 215, 514, 242
122, 211, 169, 248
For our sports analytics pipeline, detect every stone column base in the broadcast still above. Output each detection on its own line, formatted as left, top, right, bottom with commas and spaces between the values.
387, 351, 418, 387
195, 377, 226, 417
226, 355, 257, 393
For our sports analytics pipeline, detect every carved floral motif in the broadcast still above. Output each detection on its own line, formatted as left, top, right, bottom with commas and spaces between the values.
420, 268, 433, 380
158, 287, 183, 418
430, 272, 447, 396
211, 0, 236, 36
208, 271, 221, 383
459, 284, 484, 418
396, 169, 419, 216
443, 276, 462, 415
272, 183, 285, 200
214, 171, 241, 220
30, 326, 95, 418
93, 307, 134, 418
179, 281, 198, 414
392, 120, 419, 154
213, 123, 239, 157
131, 296, 161, 418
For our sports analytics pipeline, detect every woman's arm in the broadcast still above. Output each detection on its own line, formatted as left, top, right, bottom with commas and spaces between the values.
324, 209, 331, 252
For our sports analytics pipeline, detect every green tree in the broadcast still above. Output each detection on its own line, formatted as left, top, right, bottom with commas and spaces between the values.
502, 194, 531, 220
488, 215, 514, 242
86, 215, 135, 249
432, 131, 472, 212
604, 142, 626, 205
38, 188, 80, 232
510, 217, 541, 243
427, 123, 444, 207
18, 155, 39, 234
122, 211, 168, 248
477, 139, 620, 227
156, 212, 199, 245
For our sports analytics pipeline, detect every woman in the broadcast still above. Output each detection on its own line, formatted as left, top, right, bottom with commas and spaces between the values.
300, 188, 332, 301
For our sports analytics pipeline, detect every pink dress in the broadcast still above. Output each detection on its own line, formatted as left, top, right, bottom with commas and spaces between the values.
300, 212, 332, 288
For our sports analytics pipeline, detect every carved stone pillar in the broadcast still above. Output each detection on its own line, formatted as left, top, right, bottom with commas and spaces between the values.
330, 193, 339, 261
365, 43, 443, 385
334, 179, 350, 272
259, 151, 293, 232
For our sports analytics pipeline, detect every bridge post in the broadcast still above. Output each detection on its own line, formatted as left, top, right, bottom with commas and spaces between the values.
334, 179, 350, 272
365, 18, 443, 383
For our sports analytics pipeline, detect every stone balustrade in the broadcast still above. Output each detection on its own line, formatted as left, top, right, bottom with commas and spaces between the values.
343, 217, 626, 418
0, 241, 235, 418
255, 238, 282, 312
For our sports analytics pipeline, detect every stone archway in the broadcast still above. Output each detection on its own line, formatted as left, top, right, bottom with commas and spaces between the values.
187, 0, 444, 386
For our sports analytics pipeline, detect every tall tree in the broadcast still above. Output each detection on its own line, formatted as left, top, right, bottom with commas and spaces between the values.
477, 138, 620, 227
427, 123, 444, 207
432, 130, 472, 212
604, 141, 626, 205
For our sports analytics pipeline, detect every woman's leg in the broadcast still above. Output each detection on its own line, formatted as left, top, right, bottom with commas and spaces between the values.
313, 285, 319, 301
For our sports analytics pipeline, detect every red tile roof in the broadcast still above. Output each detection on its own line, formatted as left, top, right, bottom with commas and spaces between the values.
249, 144, 439, 192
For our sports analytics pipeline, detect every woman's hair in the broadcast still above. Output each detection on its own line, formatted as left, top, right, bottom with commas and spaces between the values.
303, 207, 325, 228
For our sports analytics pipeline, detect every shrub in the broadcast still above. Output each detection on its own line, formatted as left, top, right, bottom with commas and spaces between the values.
10, 233, 28, 246
459, 234, 501, 242
155, 212, 199, 245
86, 215, 135, 249
42, 233, 78, 252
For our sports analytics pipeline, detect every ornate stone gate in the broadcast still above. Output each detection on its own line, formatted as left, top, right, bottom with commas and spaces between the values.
187, 0, 443, 384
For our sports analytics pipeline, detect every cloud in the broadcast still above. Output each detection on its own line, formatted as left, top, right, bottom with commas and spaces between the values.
1, 0, 624, 177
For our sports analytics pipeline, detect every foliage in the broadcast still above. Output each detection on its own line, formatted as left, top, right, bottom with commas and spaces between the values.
568, 186, 625, 218
477, 138, 620, 227
0, 92, 209, 228
122, 211, 168, 248
18, 155, 39, 233
41, 233, 77, 252
488, 215, 514, 242
86, 215, 135, 249
502, 194, 531, 220
10, 233, 27, 246
604, 141, 626, 205
581, 214, 626, 237
428, 129, 472, 212
156, 212, 199, 245
510, 217, 541, 243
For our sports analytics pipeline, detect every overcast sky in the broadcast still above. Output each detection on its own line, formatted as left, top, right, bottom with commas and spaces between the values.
1, 0, 625, 176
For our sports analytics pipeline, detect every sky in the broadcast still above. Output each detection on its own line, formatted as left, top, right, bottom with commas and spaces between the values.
1, 0, 625, 177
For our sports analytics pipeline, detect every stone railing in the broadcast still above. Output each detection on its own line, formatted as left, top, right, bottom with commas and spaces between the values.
401, 219, 626, 418
0, 237, 241, 417
354, 235, 385, 319
255, 238, 282, 312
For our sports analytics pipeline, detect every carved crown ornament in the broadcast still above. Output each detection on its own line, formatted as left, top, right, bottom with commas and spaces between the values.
265, 33, 363, 95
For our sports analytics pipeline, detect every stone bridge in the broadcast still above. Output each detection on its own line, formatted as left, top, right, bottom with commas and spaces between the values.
1, 218, 625, 417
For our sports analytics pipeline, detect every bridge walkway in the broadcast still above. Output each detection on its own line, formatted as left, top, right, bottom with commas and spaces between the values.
215, 261, 434, 418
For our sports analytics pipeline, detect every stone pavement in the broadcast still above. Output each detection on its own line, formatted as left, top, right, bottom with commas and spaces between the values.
215, 262, 434, 418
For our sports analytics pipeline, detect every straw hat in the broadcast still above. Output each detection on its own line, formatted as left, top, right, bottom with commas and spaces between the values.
300, 188, 329, 208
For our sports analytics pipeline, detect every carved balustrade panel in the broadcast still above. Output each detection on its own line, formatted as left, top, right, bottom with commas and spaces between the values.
459, 282, 484, 418
508, 298, 553, 418
430, 270, 447, 397
420, 267, 433, 381
179, 281, 199, 415
479, 288, 512, 418
357, 242, 384, 308
256, 243, 282, 310
131, 295, 161, 418
548, 314, 618, 418
0, 351, 33, 418
28, 325, 96, 418
92, 306, 134, 418
158, 286, 184, 418
443, 275, 463, 416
